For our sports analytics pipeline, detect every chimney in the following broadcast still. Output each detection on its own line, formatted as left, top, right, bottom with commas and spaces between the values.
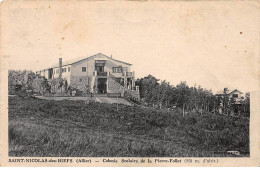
59, 58, 62, 78
224, 88, 228, 93
111, 54, 113, 58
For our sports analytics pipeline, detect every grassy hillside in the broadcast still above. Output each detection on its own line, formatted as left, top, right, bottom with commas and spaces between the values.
9, 96, 249, 157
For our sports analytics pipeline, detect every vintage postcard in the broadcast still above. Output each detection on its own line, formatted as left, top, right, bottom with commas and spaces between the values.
0, 0, 259, 167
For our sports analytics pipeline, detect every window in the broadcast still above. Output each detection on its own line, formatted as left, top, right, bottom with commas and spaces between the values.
232, 94, 238, 98
68, 67, 70, 72
95, 66, 104, 72
113, 67, 122, 73
95, 61, 105, 72
53, 70, 55, 74
56, 69, 59, 74
82, 67, 86, 72
62, 68, 66, 73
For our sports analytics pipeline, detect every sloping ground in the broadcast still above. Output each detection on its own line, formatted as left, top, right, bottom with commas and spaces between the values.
96, 97, 132, 106
36, 96, 93, 101
8, 96, 249, 157
36, 96, 132, 105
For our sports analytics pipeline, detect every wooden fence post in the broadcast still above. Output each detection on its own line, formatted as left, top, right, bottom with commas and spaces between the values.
183, 103, 185, 117
117, 96, 119, 111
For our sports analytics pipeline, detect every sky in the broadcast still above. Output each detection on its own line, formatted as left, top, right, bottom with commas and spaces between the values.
2, 1, 260, 94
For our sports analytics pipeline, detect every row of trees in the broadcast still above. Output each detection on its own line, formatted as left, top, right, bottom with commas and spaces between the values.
8, 70, 68, 95
136, 75, 250, 116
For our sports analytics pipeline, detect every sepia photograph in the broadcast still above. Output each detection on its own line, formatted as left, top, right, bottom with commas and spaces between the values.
1, 0, 260, 167
8, 54, 251, 157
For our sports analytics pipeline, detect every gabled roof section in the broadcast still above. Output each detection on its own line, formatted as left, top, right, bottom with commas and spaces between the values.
229, 89, 243, 94
216, 88, 243, 95
71, 53, 132, 66
37, 53, 132, 71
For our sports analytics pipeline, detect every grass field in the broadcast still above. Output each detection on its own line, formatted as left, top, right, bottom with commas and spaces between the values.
9, 96, 249, 157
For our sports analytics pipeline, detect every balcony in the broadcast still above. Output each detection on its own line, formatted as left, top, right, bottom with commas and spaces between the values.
93, 71, 108, 76
125, 72, 134, 77
93, 71, 135, 77
111, 72, 124, 77
111, 71, 135, 77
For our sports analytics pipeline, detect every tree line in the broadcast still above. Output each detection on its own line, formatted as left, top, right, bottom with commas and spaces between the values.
136, 75, 250, 116
8, 70, 68, 95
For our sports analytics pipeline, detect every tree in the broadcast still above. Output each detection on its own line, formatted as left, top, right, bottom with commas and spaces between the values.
136, 75, 160, 104
8, 70, 36, 94
243, 92, 250, 116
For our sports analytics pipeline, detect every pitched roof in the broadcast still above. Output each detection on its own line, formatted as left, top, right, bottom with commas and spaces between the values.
229, 89, 243, 94
37, 53, 132, 71
216, 88, 243, 95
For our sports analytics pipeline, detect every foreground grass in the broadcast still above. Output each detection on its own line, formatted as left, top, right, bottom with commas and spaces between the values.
9, 96, 249, 157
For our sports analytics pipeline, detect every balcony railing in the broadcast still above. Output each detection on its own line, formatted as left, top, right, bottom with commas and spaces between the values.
125, 72, 134, 77
93, 71, 108, 76
97, 72, 107, 76
93, 71, 135, 77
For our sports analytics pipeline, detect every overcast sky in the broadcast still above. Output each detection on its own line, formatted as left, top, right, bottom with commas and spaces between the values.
2, 1, 259, 93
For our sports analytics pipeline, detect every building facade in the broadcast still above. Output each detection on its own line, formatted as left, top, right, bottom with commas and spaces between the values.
36, 53, 139, 98
216, 88, 243, 104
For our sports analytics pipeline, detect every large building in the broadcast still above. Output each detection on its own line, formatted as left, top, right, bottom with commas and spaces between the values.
36, 53, 139, 98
